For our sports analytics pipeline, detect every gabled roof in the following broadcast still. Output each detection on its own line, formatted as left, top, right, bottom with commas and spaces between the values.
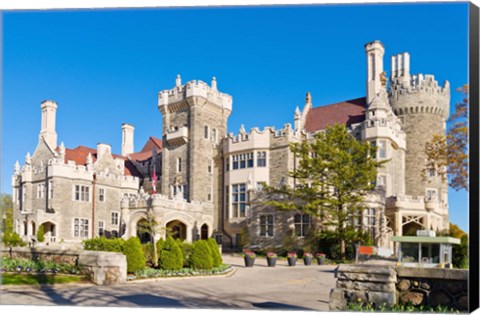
304, 97, 367, 133
59, 145, 140, 177
128, 136, 162, 162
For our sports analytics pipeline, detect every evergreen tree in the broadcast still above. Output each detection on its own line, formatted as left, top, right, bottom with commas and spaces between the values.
37, 225, 45, 243
123, 237, 146, 273
207, 238, 222, 267
265, 124, 385, 259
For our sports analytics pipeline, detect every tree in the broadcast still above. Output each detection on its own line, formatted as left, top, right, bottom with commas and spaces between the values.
265, 124, 386, 259
0, 194, 14, 234
422, 85, 468, 191
136, 210, 162, 267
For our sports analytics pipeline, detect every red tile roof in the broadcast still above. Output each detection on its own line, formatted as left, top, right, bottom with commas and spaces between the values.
128, 136, 162, 162
304, 97, 367, 133
59, 145, 140, 177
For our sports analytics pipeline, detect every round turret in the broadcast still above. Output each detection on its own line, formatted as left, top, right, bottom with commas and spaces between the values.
388, 55, 450, 200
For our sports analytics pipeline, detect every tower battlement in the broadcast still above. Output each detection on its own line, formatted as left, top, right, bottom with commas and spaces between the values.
389, 73, 450, 119
388, 52, 450, 119
158, 75, 232, 112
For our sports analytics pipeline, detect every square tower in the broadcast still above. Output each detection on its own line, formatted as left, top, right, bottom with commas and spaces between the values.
158, 76, 232, 207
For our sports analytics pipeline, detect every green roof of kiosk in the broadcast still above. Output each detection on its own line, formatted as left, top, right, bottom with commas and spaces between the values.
391, 236, 461, 244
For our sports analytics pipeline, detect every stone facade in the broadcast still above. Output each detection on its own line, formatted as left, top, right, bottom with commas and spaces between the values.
11, 40, 450, 250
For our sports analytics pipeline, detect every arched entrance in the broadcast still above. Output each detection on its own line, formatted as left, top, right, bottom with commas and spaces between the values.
201, 224, 209, 240
136, 219, 153, 244
166, 220, 187, 240
40, 221, 56, 243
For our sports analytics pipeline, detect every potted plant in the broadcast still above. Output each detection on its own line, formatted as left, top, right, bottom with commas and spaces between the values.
266, 252, 277, 267
287, 252, 297, 266
243, 250, 256, 267
316, 252, 326, 265
303, 252, 313, 266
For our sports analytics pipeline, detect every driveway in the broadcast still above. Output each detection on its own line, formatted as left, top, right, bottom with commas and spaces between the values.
0, 255, 337, 311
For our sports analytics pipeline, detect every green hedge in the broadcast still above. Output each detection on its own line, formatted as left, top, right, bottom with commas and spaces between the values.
82, 237, 145, 273
207, 238, 222, 267
189, 240, 213, 270
82, 237, 125, 252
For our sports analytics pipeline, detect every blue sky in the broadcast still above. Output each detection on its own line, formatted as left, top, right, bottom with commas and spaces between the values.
1, 3, 470, 231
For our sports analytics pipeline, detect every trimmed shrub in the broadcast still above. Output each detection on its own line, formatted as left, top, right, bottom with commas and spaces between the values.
207, 238, 222, 267
37, 225, 45, 243
156, 238, 165, 260
82, 237, 125, 252
189, 240, 213, 270
176, 239, 193, 267
158, 236, 183, 270
123, 237, 146, 273
2, 231, 27, 247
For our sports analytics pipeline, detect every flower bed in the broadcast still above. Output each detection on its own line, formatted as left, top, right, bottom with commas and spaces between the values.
0, 257, 80, 274
130, 263, 232, 280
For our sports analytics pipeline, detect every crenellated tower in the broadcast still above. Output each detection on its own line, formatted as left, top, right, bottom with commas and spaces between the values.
388, 52, 450, 204
157, 75, 232, 218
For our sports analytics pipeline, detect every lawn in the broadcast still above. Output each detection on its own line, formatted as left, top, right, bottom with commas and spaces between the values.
1, 273, 89, 285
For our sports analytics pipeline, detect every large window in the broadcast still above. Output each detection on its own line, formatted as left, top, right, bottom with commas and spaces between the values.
37, 183, 45, 199
98, 221, 105, 237
111, 212, 119, 225
365, 208, 376, 240
425, 189, 438, 202
294, 214, 311, 237
232, 184, 247, 217
378, 140, 387, 159
74, 185, 90, 202
74, 218, 89, 238
232, 153, 254, 170
257, 151, 267, 167
260, 215, 274, 237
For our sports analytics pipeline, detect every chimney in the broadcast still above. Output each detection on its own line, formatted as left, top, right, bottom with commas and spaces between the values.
121, 124, 135, 156
97, 143, 112, 160
39, 100, 58, 149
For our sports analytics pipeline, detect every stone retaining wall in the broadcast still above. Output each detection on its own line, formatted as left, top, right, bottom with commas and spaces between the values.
1, 247, 127, 286
0, 247, 80, 265
329, 264, 468, 311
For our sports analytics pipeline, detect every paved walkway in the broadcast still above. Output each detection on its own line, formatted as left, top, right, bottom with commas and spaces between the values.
0, 255, 337, 311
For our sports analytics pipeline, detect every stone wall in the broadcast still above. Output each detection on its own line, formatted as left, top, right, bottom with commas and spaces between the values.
0, 246, 80, 265
1, 247, 127, 286
329, 264, 468, 311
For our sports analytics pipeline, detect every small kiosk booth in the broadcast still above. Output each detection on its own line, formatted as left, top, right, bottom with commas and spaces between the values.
391, 230, 460, 268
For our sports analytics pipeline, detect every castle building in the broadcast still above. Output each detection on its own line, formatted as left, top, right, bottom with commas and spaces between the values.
11, 41, 450, 249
